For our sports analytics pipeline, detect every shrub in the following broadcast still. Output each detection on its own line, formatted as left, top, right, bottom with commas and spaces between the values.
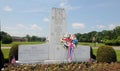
9, 44, 19, 62
0, 48, 4, 70
90, 47, 96, 60
96, 45, 117, 63
104, 39, 120, 46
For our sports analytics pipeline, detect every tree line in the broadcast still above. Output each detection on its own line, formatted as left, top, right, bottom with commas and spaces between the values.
25, 34, 46, 42
1, 26, 120, 45
0, 31, 46, 44
75, 26, 120, 45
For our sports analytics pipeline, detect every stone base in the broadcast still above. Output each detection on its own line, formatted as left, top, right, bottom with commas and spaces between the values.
18, 44, 90, 64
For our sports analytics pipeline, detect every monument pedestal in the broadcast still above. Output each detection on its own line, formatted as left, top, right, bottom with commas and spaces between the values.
18, 44, 90, 64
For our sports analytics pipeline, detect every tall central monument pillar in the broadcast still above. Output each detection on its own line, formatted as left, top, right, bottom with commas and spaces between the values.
49, 8, 67, 60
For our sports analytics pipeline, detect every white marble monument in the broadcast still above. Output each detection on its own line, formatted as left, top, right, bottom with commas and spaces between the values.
18, 8, 90, 64
49, 8, 67, 60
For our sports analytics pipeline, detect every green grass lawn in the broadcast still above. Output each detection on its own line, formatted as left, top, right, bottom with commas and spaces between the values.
2, 41, 104, 47
116, 50, 120, 61
78, 42, 105, 47
1, 49, 10, 59
1, 41, 45, 47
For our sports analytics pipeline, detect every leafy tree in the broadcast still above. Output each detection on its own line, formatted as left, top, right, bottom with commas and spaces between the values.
0, 31, 2, 41
113, 26, 120, 39
26, 34, 31, 41
117, 36, 120, 40
1, 31, 12, 44
74, 26, 120, 45
30, 35, 46, 42
75, 33, 82, 42
31, 36, 38, 41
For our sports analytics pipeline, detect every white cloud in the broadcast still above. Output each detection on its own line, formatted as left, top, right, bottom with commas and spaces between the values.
108, 24, 116, 30
17, 24, 28, 29
3, 24, 42, 31
43, 17, 49, 22
60, 2, 65, 7
72, 23, 85, 29
2, 26, 17, 30
30, 24, 42, 30
91, 23, 120, 30
2, 24, 43, 36
3, 6, 12, 12
96, 25, 105, 29
59, 0, 81, 10
91, 24, 105, 30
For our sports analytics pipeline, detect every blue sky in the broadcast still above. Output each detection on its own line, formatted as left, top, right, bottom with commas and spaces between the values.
0, 0, 120, 37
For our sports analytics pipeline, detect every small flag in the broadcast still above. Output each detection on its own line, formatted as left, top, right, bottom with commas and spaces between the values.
11, 56, 16, 64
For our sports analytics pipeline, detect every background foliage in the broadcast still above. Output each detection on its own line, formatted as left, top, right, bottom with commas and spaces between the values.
75, 26, 120, 45
0, 31, 13, 44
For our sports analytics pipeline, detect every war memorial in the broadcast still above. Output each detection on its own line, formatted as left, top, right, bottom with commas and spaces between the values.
18, 8, 90, 64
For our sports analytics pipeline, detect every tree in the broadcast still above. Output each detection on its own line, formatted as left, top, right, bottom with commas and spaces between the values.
75, 33, 82, 42
31, 36, 38, 41
88, 31, 97, 42
25, 34, 31, 41
1, 31, 12, 44
113, 26, 120, 39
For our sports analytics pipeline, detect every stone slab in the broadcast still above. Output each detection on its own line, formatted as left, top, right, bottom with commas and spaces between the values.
73, 46, 90, 62
18, 44, 49, 63
18, 45, 90, 63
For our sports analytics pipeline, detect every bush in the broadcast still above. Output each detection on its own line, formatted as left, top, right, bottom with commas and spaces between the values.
0, 48, 4, 70
104, 40, 112, 45
90, 47, 96, 60
104, 39, 120, 46
9, 44, 19, 62
96, 45, 117, 63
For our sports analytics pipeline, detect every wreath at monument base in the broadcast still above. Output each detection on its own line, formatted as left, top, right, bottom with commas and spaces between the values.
61, 34, 78, 62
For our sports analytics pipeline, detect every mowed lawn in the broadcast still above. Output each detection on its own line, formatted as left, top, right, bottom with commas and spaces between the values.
1, 49, 10, 59
1, 41, 44, 47
1, 42, 104, 47
1, 48, 120, 61
78, 42, 105, 47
